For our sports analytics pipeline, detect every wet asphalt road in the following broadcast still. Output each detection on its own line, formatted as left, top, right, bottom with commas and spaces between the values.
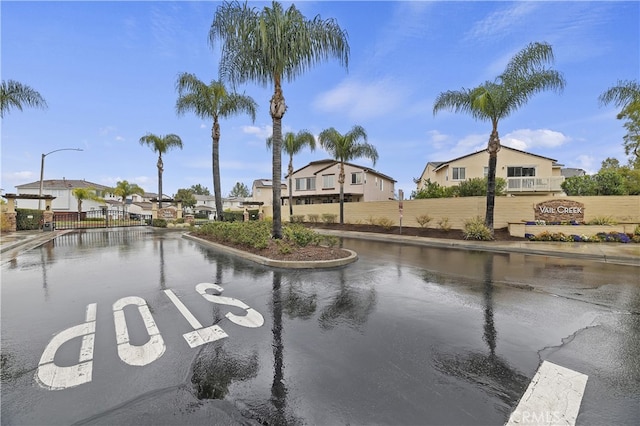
1, 229, 639, 425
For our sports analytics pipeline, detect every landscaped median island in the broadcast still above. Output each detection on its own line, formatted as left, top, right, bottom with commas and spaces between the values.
186, 220, 357, 268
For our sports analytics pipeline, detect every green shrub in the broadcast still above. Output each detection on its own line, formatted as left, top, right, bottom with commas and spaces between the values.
321, 213, 337, 224
587, 216, 617, 225
375, 217, 394, 230
463, 216, 493, 241
152, 219, 167, 228
222, 210, 244, 222
276, 239, 293, 254
437, 217, 451, 231
290, 215, 305, 223
194, 221, 270, 249
634, 225, 640, 236
416, 214, 432, 228
307, 214, 320, 224
283, 224, 319, 247
16, 209, 43, 230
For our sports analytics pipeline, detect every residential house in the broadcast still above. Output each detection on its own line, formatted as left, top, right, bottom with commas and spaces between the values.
560, 168, 586, 178
416, 146, 565, 195
14, 179, 115, 211
286, 159, 396, 205
188, 194, 252, 219
251, 179, 287, 206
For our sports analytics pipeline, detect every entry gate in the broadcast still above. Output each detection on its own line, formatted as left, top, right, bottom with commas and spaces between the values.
53, 209, 152, 230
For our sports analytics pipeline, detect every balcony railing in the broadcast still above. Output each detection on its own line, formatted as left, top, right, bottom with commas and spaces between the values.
506, 176, 565, 193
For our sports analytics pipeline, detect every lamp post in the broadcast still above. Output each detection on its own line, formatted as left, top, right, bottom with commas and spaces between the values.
38, 148, 83, 210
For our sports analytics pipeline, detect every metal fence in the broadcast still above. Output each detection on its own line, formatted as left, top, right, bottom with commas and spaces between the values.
52, 209, 152, 230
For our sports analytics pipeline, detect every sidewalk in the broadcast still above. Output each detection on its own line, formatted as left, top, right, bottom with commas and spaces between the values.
1, 228, 639, 267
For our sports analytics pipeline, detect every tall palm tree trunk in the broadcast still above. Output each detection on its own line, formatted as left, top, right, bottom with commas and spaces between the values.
338, 162, 345, 224
212, 120, 223, 221
157, 155, 164, 209
485, 129, 500, 233
270, 80, 286, 239
288, 158, 294, 218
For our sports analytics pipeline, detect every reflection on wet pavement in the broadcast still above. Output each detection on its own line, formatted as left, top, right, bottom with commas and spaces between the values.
1, 229, 639, 425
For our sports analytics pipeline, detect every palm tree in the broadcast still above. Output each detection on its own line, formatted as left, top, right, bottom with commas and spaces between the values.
0, 79, 48, 117
71, 187, 104, 219
267, 130, 316, 219
139, 133, 183, 209
599, 79, 640, 159
318, 125, 378, 224
210, 0, 349, 238
176, 73, 257, 221
433, 42, 565, 233
112, 180, 145, 218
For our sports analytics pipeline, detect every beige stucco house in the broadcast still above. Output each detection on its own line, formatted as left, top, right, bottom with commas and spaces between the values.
251, 179, 287, 206
416, 146, 565, 195
286, 159, 396, 205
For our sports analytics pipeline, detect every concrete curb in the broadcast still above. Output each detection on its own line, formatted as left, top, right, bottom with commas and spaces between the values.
183, 233, 358, 269
315, 229, 640, 267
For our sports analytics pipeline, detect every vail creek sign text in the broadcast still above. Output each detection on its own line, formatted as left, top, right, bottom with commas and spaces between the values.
534, 199, 585, 223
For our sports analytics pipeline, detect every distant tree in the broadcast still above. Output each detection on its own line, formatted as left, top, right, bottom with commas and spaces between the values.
318, 125, 378, 224
433, 42, 565, 233
210, 0, 349, 238
267, 130, 316, 218
600, 157, 621, 170
174, 188, 197, 209
594, 169, 626, 195
228, 182, 250, 198
456, 177, 506, 197
71, 187, 104, 217
0, 79, 48, 117
411, 179, 451, 199
113, 180, 144, 217
599, 79, 640, 160
190, 184, 211, 195
139, 133, 183, 209
176, 73, 257, 221
561, 176, 598, 196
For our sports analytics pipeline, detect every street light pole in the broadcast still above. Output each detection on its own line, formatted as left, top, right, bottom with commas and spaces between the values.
38, 148, 83, 210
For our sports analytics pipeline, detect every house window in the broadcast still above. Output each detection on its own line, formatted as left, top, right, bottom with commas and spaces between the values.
322, 174, 335, 189
380, 179, 384, 191
351, 172, 363, 184
507, 167, 536, 177
483, 167, 489, 177
452, 167, 466, 180
295, 177, 316, 191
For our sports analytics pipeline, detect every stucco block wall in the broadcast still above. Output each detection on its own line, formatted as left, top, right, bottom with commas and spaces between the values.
262, 196, 640, 229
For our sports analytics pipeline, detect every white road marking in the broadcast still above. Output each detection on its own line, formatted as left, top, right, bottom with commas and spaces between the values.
36, 303, 97, 390
164, 289, 229, 348
506, 360, 588, 425
195, 283, 265, 328
112, 296, 165, 366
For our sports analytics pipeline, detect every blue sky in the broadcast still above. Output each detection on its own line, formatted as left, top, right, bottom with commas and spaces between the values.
2, 1, 638, 198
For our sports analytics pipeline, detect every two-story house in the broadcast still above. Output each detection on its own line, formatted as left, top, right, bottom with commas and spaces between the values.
416, 146, 565, 195
251, 179, 287, 206
287, 159, 396, 205
14, 179, 116, 211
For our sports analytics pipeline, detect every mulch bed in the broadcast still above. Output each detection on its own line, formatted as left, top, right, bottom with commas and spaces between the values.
192, 224, 525, 262
306, 223, 526, 241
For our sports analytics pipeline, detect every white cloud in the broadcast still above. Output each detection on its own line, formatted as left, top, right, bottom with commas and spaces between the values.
242, 125, 272, 140
465, 2, 539, 42
1, 171, 36, 191
313, 78, 407, 121
115, 136, 125, 142
501, 129, 571, 150
572, 155, 597, 175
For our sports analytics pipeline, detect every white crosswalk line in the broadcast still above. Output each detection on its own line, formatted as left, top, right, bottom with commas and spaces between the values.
506, 360, 588, 426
